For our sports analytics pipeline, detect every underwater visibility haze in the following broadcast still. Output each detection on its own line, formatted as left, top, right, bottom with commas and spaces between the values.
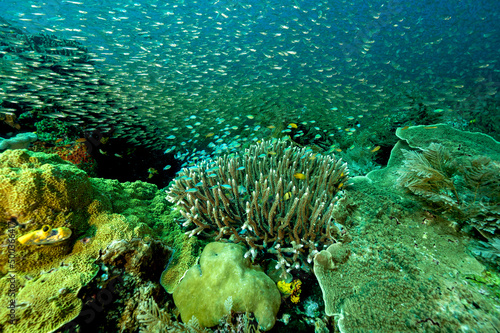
0, 0, 499, 332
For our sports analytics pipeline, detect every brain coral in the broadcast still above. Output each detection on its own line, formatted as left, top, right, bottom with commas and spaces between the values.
172, 242, 281, 331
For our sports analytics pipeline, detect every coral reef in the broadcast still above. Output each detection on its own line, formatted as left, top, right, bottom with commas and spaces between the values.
0, 111, 21, 130
137, 297, 191, 333
33, 118, 76, 144
312, 125, 500, 332
0, 149, 182, 333
0, 133, 37, 151
167, 138, 349, 276
173, 242, 281, 331
1, 124, 499, 333
31, 141, 98, 176
398, 142, 500, 236
160, 233, 201, 294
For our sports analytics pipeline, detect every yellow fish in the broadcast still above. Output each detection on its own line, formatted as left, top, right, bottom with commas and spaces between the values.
370, 145, 381, 153
18, 225, 72, 245
148, 168, 158, 179
293, 172, 306, 180
288, 123, 298, 129
283, 192, 292, 200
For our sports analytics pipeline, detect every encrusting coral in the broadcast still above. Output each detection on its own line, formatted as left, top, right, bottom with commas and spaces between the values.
311, 125, 500, 332
166, 138, 349, 276
0, 149, 182, 333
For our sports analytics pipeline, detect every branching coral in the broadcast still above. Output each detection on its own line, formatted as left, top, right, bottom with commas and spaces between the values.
166, 138, 349, 275
398, 142, 500, 236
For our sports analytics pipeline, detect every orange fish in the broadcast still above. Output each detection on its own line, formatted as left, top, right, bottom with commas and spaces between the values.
55, 138, 63, 143
76, 138, 87, 143
424, 126, 438, 129
401, 126, 409, 130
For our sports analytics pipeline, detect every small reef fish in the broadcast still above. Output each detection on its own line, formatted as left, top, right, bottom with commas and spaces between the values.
18, 225, 72, 245
370, 145, 381, 153
293, 172, 306, 180
148, 167, 158, 178
288, 123, 298, 128
206, 166, 220, 172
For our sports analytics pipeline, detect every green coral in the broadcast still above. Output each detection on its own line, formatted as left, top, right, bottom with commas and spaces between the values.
0, 149, 94, 215
312, 125, 500, 332
34, 118, 76, 144
172, 242, 281, 331
0, 149, 184, 332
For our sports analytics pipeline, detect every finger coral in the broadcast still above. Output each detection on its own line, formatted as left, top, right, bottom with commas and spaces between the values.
166, 138, 349, 276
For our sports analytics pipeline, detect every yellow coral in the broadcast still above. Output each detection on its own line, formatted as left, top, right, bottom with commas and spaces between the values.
277, 280, 294, 295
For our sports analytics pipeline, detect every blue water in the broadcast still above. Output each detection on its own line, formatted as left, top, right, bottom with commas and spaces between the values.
1, 0, 499, 165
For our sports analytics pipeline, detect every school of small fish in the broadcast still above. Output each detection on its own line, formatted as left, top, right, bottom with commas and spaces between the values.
0, 0, 498, 172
